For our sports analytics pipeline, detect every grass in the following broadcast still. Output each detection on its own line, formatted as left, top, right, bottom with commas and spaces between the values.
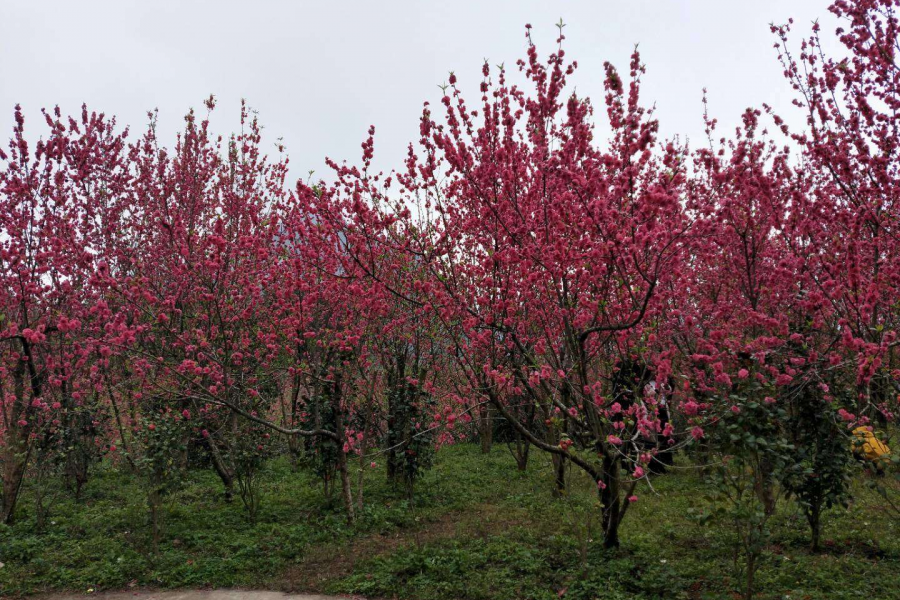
0, 444, 898, 599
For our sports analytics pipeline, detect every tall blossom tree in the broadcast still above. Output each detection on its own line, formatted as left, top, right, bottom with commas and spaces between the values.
271, 180, 391, 522
773, 0, 900, 421
676, 103, 856, 566
88, 99, 305, 517
0, 105, 129, 523
337, 27, 693, 547
285, 129, 459, 504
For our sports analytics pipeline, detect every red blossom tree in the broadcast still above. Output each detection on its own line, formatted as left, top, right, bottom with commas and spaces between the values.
336, 26, 695, 547
0, 105, 129, 523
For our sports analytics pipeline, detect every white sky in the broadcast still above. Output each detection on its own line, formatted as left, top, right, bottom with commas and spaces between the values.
1, 1, 842, 179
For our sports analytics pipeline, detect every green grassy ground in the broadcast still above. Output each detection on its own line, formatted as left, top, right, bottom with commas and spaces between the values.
1, 444, 898, 599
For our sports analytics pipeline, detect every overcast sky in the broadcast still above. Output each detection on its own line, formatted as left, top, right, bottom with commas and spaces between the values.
1, 1, 842, 179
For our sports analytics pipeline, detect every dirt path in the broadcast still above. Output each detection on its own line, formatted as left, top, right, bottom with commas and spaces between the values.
26, 506, 531, 600
280, 503, 530, 592
30, 592, 358, 600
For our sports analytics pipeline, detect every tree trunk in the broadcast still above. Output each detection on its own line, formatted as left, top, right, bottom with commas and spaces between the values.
148, 486, 162, 555
515, 433, 530, 471
387, 389, 400, 482
356, 444, 366, 512
744, 552, 757, 600
203, 435, 234, 502
2, 361, 33, 525
337, 443, 355, 524
479, 404, 493, 454
35, 488, 48, 532
552, 453, 567, 497
0, 432, 28, 525
601, 454, 622, 549
331, 378, 356, 524
808, 504, 822, 553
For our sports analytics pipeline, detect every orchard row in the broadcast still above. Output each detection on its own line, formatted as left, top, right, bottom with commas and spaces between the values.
1, 2, 898, 595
